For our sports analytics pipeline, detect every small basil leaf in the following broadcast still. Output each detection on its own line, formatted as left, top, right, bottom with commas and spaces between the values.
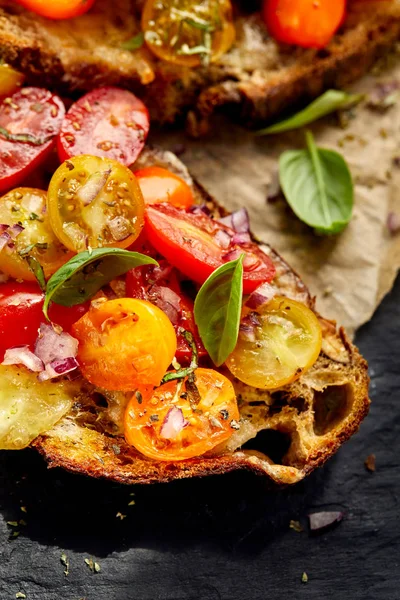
161, 330, 198, 384
43, 248, 157, 319
26, 256, 46, 292
279, 130, 353, 235
194, 256, 243, 367
121, 32, 144, 51
256, 90, 363, 135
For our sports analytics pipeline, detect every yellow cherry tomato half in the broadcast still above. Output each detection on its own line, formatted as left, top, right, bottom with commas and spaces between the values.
134, 166, 194, 209
0, 64, 24, 100
0, 188, 72, 281
47, 155, 145, 253
226, 297, 322, 390
124, 368, 239, 461
142, 0, 236, 67
72, 298, 177, 391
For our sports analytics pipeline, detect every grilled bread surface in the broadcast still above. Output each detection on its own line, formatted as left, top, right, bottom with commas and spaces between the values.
0, 1, 400, 131
32, 147, 370, 486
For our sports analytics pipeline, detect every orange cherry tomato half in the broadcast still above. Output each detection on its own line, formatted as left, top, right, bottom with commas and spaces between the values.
15, 0, 96, 20
124, 368, 239, 461
263, 0, 346, 48
144, 203, 276, 294
0, 65, 24, 100
134, 167, 194, 209
72, 298, 177, 391
0, 87, 65, 194
57, 87, 150, 166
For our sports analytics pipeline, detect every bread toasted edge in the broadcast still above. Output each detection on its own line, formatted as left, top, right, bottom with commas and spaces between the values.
32, 147, 370, 487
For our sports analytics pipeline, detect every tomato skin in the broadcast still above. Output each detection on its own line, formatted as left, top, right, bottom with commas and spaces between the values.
15, 0, 96, 19
263, 0, 346, 48
0, 281, 88, 359
144, 204, 276, 294
124, 368, 239, 461
72, 298, 177, 391
0, 88, 65, 194
134, 167, 194, 209
125, 260, 207, 364
57, 87, 150, 166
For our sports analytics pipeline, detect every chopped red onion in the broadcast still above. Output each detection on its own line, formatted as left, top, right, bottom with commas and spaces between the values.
151, 264, 173, 283
0, 231, 11, 251
239, 323, 256, 342
2, 346, 44, 372
246, 282, 276, 309
0, 224, 8, 234
37, 357, 78, 382
308, 511, 343, 533
34, 323, 79, 365
188, 204, 211, 216
232, 232, 251, 245
247, 311, 262, 327
150, 285, 181, 324
222, 249, 242, 263
76, 168, 111, 206
387, 212, 400, 235
8, 223, 24, 240
214, 228, 232, 249
219, 208, 250, 233
160, 406, 188, 440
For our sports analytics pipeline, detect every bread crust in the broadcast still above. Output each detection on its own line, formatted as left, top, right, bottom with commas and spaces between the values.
32, 147, 370, 486
0, 1, 400, 131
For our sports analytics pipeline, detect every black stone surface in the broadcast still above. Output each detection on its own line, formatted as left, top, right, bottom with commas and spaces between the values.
0, 275, 399, 600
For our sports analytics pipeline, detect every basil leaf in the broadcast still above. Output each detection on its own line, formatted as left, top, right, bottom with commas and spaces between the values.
121, 32, 144, 51
26, 256, 46, 292
194, 256, 243, 367
43, 248, 157, 318
256, 90, 363, 135
161, 330, 198, 384
279, 130, 353, 235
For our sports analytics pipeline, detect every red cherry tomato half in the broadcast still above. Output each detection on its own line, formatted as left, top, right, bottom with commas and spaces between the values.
0, 87, 65, 194
126, 260, 207, 364
15, 0, 96, 19
134, 166, 194, 209
263, 0, 346, 49
57, 87, 150, 166
144, 204, 276, 294
0, 281, 88, 359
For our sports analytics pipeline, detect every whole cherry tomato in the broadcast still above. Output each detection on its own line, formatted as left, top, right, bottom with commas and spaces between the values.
15, 0, 96, 20
57, 87, 149, 166
134, 167, 194, 209
263, 0, 346, 49
0, 88, 65, 194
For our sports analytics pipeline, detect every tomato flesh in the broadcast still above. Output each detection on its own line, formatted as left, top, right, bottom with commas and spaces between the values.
134, 167, 194, 209
57, 87, 150, 166
126, 259, 207, 364
0, 88, 65, 194
263, 0, 346, 48
124, 368, 239, 460
15, 0, 96, 19
144, 204, 276, 294
0, 281, 88, 359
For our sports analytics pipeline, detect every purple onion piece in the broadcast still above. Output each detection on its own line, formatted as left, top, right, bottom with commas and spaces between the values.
151, 285, 181, 325
34, 323, 79, 365
231, 208, 250, 233
0, 224, 9, 234
239, 323, 256, 342
218, 214, 234, 229
188, 204, 211, 216
50, 356, 79, 375
0, 231, 11, 251
222, 249, 242, 263
308, 511, 344, 533
214, 228, 232, 249
76, 168, 111, 206
2, 346, 44, 372
7, 223, 24, 240
246, 282, 276, 309
160, 407, 188, 440
387, 212, 400, 235
232, 232, 251, 245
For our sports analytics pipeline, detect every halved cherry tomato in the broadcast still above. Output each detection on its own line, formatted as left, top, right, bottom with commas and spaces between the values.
0, 188, 72, 280
126, 259, 207, 364
57, 87, 149, 166
0, 281, 88, 359
0, 88, 65, 194
16, 0, 96, 20
134, 167, 194, 209
72, 298, 177, 391
124, 368, 239, 460
142, 0, 236, 67
0, 65, 24, 100
47, 155, 145, 253
226, 296, 322, 390
263, 0, 346, 48
144, 204, 276, 294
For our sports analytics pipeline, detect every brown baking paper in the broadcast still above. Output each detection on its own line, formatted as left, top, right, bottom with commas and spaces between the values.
152, 66, 400, 336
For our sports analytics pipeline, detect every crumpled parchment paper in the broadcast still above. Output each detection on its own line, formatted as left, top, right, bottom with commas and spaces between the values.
152, 64, 400, 337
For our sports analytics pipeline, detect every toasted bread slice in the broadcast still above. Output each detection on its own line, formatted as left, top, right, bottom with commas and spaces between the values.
0, 0, 399, 132
32, 147, 370, 486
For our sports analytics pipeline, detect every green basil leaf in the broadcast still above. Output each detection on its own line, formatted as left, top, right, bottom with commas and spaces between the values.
43, 248, 157, 319
121, 32, 144, 51
194, 256, 243, 367
26, 256, 46, 292
279, 130, 353, 235
256, 90, 363, 135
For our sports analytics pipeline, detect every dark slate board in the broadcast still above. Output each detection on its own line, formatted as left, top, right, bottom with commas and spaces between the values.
0, 274, 399, 600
